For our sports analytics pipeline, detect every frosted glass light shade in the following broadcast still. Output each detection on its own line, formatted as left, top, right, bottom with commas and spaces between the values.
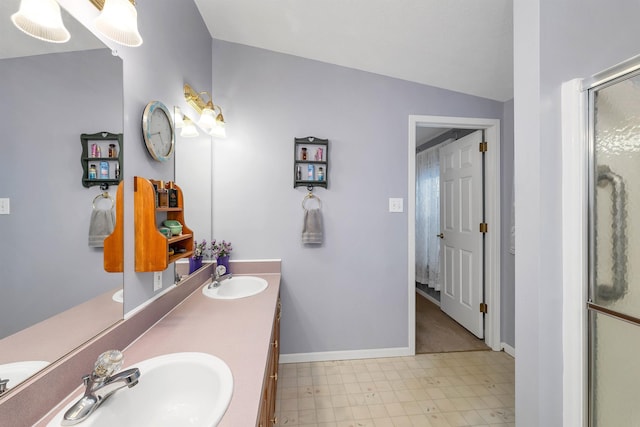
11, 0, 70, 43
198, 108, 217, 131
95, 0, 143, 47
180, 117, 199, 138
209, 121, 226, 139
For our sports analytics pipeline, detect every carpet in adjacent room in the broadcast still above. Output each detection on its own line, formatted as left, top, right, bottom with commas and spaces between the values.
416, 292, 490, 354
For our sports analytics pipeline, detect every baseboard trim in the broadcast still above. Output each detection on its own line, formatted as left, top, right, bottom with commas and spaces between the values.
501, 342, 516, 358
416, 288, 440, 306
280, 347, 413, 364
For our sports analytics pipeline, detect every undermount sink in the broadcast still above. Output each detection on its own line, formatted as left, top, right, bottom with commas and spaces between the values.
0, 360, 49, 389
47, 352, 233, 427
202, 275, 268, 300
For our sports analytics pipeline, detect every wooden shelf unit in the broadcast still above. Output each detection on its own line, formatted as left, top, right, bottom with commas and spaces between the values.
104, 181, 124, 272
134, 176, 194, 272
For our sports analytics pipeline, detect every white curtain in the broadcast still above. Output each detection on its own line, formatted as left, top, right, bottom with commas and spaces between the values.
416, 145, 441, 290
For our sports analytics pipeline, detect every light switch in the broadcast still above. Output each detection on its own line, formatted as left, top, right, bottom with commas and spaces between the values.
0, 198, 9, 215
389, 198, 403, 213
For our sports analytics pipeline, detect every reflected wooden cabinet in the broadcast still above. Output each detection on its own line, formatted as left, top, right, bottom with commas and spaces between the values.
134, 176, 194, 272
104, 181, 124, 272
258, 296, 281, 426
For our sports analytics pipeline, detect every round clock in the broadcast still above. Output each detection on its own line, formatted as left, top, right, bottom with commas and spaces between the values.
142, 101, 175, 162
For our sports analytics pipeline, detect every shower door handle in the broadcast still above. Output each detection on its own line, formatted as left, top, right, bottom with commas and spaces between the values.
436, 233, 444, 239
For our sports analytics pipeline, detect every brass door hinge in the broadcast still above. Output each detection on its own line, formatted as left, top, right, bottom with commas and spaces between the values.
480, 303, 488, 313
479, 141, 488, 152
479, 223, 488, 233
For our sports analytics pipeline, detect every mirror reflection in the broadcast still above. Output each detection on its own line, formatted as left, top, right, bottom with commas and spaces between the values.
0, 1, 124, 393
174, 106, 213, 280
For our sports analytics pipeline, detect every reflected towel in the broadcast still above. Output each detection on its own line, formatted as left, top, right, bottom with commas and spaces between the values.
302, 208, 323, 244
89, 208, 115, 247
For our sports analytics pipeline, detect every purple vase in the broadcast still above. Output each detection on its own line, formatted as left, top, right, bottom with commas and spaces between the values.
216, 255, 230, 274
189, 257, 203, 274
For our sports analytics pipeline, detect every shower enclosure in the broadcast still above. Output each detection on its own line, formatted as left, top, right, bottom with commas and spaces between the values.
588, 70, 640, 426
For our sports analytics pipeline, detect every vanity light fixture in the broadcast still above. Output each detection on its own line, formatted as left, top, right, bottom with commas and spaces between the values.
11, 0, 71, 43
91, 0, 143, 47
184, 84, 227, 139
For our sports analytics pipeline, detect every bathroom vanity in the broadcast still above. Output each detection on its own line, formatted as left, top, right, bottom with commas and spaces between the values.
23, 260, 281, 427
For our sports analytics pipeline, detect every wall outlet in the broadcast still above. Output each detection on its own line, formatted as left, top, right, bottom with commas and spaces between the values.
389, 197, 404, 213
153, 272, 162, 291
0, 198, 9, 215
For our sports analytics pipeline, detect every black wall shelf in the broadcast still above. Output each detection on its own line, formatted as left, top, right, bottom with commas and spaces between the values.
294, 136, 328, 190
81, 132, 123, 190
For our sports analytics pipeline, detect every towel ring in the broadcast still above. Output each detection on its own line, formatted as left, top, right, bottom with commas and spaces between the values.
93, 192, 114, 210
302, 192, 322, 211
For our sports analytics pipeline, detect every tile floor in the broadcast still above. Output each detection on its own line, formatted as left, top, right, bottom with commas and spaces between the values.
275, 350, 515, 427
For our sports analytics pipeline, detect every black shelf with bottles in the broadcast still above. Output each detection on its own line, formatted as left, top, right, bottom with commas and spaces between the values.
294, 136, 328, 189
81, 132, 123, 190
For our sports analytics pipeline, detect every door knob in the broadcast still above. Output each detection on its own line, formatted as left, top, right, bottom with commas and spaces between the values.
437, 233, 444, 239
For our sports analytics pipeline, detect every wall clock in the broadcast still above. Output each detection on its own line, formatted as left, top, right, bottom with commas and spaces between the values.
142, 100, 175, 162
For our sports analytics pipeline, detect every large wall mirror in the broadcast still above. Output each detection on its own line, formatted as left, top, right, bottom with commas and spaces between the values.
0, 1, 124, 394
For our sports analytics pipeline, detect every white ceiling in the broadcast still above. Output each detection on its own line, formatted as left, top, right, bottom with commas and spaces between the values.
194, 0, 513, 102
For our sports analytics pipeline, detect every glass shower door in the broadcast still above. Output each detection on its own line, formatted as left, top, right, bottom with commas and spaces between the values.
589, 71, 640, 426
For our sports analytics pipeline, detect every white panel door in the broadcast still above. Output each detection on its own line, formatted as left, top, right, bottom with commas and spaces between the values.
439, 130, 484, 338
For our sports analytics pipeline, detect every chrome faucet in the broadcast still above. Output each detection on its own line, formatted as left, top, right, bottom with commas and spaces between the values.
62, 350, 140, 426
208, 265, 232, 289
0, 378, 8, 395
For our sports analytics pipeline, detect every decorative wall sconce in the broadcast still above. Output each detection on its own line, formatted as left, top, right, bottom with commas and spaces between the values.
90, 0, 143, 47
174, 107, 199, 138
11, 0, 71, 43
184, 84, 226, 138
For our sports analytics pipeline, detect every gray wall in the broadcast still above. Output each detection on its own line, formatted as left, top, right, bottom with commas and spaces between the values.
211, 40, 507, 355
0, 49, 122, 336
514, 0, 640, 424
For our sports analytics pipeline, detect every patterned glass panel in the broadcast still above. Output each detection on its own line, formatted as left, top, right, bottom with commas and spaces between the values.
590, 311, 640, 425
592, 74, 640, 317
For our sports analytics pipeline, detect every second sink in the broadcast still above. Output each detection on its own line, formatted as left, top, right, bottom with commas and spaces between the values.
202, 276, 268, 300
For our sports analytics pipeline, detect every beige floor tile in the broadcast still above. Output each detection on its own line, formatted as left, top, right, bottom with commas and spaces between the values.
394, 390, 416, 403
400, 401, 423, 416
317, 408, 336, 423
351, 405, 372, 419
368, 403, 390, 419
384, 402, 406, 417
316, 396, 334, 409
389, 415, 414, 427
299, 375, 314, 386
279, 410, 300, 425
442, 411, 469, 426
460, 409, 487, 425
281, 398, 299, 412
331, 394, 351, 408
298, 409, 318, 424
333, 406, 354, 421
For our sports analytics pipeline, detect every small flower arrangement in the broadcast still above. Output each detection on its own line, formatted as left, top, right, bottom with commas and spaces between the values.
193, 239, 208, 259
210, 239, 232, 259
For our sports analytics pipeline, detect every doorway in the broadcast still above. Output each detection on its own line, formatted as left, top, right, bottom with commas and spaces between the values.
408, 115, 501, 354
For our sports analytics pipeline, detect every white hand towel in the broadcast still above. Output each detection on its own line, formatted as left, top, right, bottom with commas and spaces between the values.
302, 208, 323, 244
89, 208, 115, 247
